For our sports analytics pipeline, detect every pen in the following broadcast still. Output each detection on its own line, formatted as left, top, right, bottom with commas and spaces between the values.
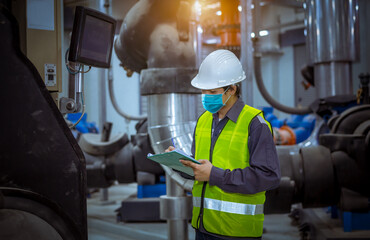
171, 137, 176, 148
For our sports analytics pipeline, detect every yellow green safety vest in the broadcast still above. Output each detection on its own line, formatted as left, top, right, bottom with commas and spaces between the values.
191, 105, 272, 238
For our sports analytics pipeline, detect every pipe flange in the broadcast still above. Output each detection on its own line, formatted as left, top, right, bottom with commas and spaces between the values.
300, 146, 338, 207
140, 68, 200, 95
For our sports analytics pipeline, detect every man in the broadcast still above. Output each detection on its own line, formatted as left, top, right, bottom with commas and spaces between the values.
167, 49, 280, 240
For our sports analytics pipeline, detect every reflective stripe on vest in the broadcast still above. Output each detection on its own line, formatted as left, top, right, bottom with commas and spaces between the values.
193, 197, 264, 215
191, 105, 272, 237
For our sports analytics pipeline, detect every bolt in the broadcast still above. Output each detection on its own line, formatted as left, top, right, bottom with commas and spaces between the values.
66, 101, 75, 111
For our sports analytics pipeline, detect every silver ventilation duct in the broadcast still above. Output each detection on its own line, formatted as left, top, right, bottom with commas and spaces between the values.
305, 0, 359, 98
147, 93, 202, 155
114, 2, 200, 239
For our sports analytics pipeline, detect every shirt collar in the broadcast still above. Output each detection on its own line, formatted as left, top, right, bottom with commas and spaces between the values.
212, 97, 245, 123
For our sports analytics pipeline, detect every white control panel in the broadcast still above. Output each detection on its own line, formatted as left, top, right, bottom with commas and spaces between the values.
44, 64, 57, 87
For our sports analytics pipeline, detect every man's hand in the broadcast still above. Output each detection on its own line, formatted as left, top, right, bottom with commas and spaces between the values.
165, 146, 175, 152
180, 159, 213, 182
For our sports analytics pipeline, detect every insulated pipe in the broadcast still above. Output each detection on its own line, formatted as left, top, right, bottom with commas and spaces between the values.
161, 174, 191, 240
305, 0, 359, 98
253, 43, 312, 115
240, 0, 254, 105
114, 0, 196, 73
162, 165, 193, 192
114, 2, 197, 240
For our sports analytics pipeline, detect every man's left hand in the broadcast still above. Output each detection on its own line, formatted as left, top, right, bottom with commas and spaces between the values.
180, 159, 213, 182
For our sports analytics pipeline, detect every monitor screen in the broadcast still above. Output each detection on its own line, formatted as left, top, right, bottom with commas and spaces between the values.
68, 6, 116, 68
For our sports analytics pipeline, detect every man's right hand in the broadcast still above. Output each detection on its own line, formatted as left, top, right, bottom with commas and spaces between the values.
165, 146, 175, 152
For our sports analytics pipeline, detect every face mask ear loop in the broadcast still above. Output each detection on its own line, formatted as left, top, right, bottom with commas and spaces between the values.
223, 86, 230, 95
222, 86, 232, 105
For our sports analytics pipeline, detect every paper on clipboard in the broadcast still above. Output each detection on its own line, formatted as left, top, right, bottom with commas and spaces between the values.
147, 149, 200, 176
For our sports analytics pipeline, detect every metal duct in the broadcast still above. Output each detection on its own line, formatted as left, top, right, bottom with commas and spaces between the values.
114, 0, 200, 156
147, 93, 202, 154
141, 67, 203, 193
305, 0, 359, 98
114, 2, 199, 239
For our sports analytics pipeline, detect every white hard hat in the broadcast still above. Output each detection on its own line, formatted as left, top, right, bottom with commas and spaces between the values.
191, 49, 246, 90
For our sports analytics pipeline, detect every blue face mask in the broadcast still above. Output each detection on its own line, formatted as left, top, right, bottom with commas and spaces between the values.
202, 87, 231, 114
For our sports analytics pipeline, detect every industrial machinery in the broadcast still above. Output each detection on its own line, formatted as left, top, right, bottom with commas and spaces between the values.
0, 3, 117, 240
0, 5, 87, 240
77, 0, 370, 239
1, 0, 370, 240
111, 0, 370, 239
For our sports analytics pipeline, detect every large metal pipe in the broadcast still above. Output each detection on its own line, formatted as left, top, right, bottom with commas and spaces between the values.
114, 0, 196, 73
148, 92, 199, 239
305, 0, 359, 98
314, 62, 352, 97
240, 0, 254, 105
114, 2, 198, 239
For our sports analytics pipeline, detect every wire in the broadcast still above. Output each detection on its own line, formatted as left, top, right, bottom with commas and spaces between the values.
64, 48, 91, 74
65, 48, 80, 74
79, 65, 92, 73
69, 64, 86, 129
70, 91, 86, 129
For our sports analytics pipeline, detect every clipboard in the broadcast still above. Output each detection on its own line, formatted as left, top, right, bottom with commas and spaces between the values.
147, 149, 200, 176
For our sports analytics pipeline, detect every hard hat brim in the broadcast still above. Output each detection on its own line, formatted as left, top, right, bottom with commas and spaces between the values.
191, 74, 246, 90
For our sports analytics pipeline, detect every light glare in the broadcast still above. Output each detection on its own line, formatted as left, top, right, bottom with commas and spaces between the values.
259, 30, 269, 36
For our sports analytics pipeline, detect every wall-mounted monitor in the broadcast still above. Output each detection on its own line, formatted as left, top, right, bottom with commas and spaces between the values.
68, 6, 116, 68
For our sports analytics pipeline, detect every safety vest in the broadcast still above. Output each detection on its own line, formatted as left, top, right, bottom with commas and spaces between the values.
191, 105, 272, 237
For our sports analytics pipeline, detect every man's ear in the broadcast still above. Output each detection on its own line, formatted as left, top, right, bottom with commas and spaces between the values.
229, 85, 236, 95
